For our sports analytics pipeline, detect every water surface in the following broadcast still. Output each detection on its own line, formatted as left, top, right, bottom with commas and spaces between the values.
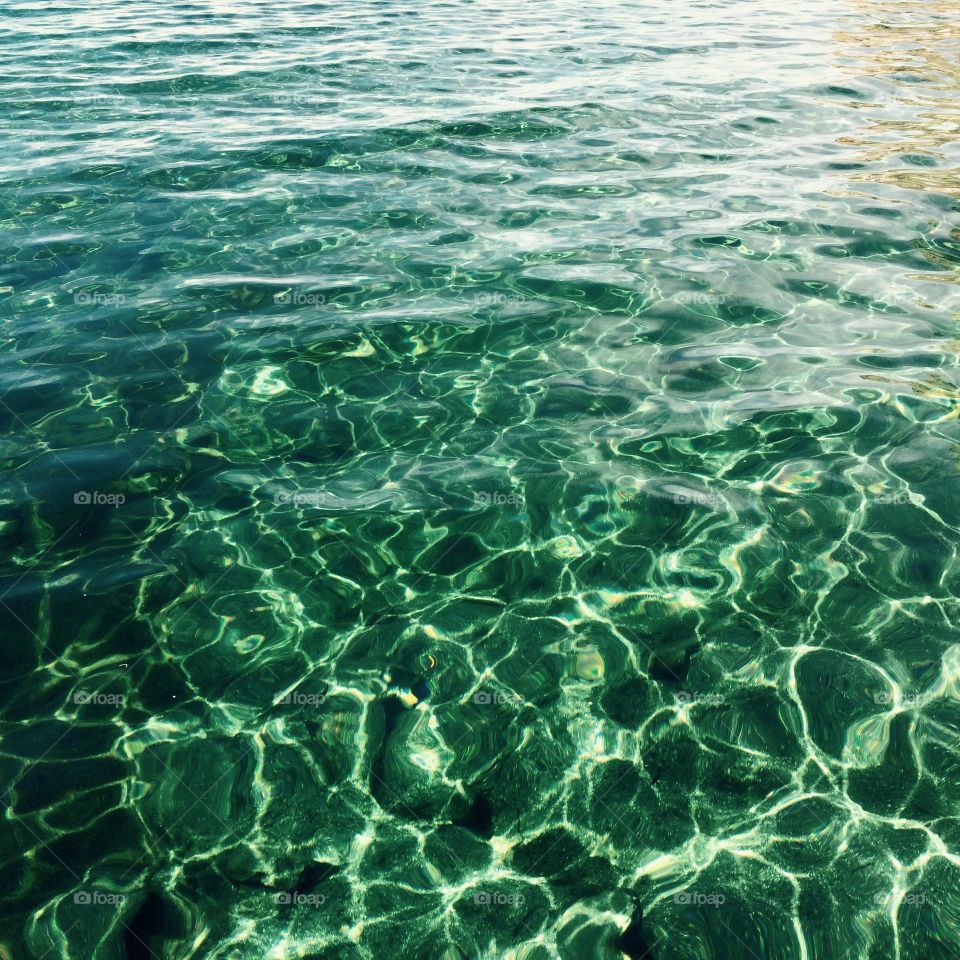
2, 1, 960, 957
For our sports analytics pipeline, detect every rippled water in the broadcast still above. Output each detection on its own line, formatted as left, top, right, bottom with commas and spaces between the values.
3, 0, 960, 957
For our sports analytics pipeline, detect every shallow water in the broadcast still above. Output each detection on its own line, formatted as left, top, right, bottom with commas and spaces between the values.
2, 0, 960, 957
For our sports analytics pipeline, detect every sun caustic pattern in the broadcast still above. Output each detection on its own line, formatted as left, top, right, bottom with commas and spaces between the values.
2, 0, 960, 957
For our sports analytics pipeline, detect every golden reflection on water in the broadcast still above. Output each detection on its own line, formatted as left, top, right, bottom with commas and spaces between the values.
836, 0, 960, 198
834, 1, 960, 424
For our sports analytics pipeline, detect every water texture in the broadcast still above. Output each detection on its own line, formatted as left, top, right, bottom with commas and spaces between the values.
2, 0, 960, 957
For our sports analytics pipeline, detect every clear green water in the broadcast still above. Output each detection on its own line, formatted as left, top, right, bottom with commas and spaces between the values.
2, 0, 960, 957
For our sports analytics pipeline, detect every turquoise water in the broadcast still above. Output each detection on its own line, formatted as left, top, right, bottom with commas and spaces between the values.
2, 0, 960, 957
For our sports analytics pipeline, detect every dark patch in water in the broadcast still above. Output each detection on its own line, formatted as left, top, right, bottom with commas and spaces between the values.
616, 901, 656, 959
453, 792, 494, 837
